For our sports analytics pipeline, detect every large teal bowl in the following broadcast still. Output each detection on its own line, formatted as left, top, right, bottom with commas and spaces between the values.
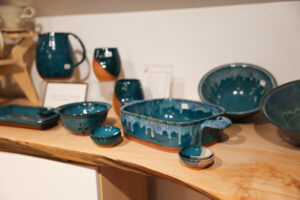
260, 80, 300, 146
198, 63, 277, 119
57, 101, 111, 134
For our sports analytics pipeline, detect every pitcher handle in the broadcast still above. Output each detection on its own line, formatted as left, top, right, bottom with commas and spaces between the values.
68, 33, 86, 68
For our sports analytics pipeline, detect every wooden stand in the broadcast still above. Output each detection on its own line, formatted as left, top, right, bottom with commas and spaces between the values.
0, 32, 39, 104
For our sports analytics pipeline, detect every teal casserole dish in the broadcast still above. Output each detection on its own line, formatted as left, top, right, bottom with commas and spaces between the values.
120, 99, 231, 148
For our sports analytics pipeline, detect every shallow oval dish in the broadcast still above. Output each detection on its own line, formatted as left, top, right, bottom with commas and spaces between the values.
90, 126, 122, 146
179, 146, 214, 168
198, 63, 277, 119
260, 80, 300, 146
57, 101, 111, 134
120, 98, 231, 148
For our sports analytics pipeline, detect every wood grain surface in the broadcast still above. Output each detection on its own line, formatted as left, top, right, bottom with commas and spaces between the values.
0, 98, 299, 200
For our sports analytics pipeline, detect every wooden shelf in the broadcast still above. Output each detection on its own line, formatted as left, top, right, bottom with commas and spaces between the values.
30, 0, 285, 17
0, 98, 299, 200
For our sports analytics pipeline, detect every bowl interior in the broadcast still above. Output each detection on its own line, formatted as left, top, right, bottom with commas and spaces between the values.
180, 146, 213, 160
59, 102, 110, 116
199, 64, 276, 114
122, 99, 224, 123
261, 81, 300, 131
91, 126, 120, 137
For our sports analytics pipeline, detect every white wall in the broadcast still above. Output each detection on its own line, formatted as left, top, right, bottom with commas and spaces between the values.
5, 1, 298, 199
0, 152, 98, 200
31, 1, 300, 103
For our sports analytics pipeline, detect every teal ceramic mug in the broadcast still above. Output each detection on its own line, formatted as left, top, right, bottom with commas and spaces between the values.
113, 79, 144, 116
36, 32, 86, 80
93, 48, 121, 82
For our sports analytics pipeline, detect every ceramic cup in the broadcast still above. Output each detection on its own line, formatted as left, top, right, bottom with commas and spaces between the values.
113, 79, 144, 116
36, 32, 86, 80
93, 48, 121, 81
0, 5, 36, 31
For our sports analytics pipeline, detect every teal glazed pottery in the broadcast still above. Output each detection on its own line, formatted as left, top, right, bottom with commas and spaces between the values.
90, 126, 122, 146
0, 105, 59, 129
113, 79, 144, 116
179, 146, 214, 168
120, 98, 231, 148
36, 32, 86, 80
56, 101, 111, 134
260, 80, 300, 146
198, 63, 277, 120
93, 48, 121, 81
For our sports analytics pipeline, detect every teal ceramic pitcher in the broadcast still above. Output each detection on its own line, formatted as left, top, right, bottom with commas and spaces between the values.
36, 32, 86, 80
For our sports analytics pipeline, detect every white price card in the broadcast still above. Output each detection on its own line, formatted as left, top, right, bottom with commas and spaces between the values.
143, 64, 172, 99
43, 82, 88, 108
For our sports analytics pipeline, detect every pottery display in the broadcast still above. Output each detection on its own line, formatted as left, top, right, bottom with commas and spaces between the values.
260, 80, 300, 146
36, 32, 86, 80
120, 98, 231, 148
90, 126, 122, 146
0, 105, 59, 129
93, 48, 121, 81
198, 63, 277, 120
113, 79, 144, 116
56, 101, 111, 134
179, 146, 214, 168
0, 5, 35, 32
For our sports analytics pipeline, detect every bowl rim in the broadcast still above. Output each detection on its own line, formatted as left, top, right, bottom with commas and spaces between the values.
57, 101, 111, 118
120, 98, 226, 126
179, 145, 214, 161
90, 126, 121, 138
260, 79, 300, 133
198, 62, 277, 116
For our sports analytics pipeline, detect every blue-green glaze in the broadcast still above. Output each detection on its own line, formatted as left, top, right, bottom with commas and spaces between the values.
115, 79, 144, 105
179, 146, 214, 168
198, 63, 277, 119
90, 126, 121, 146
36, 32, 86, 79
0, 105, 59, 129
260, 80, 300, 145
94, 48, 121, 77
120, 99, 231, 148
57, 101, 111, 134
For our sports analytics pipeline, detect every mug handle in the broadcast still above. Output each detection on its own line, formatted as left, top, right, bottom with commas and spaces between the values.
68, 33, 86, 68
20, 7, 36, 19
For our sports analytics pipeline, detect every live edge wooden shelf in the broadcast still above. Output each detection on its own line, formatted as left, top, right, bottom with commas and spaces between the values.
0, 98, 299, 200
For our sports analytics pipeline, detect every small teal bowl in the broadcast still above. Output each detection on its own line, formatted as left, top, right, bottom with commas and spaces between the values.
260, 80, 300, 146
57, 101, 111, 134
90, 126, 122, 146
198, 63, 277, 119
179, 146, 214, 169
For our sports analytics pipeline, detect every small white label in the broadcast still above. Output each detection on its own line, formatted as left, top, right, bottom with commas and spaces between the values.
181, 103, 189, 109
64, 63, 71, 70
104, 49, 112, 57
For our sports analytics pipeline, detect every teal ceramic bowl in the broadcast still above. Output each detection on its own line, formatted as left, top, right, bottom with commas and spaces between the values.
260, 80, 300, 146
198, 63, 277, 119
179, 146, 214, 168
90, 126, 122, 146
57, 101, 111, 134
